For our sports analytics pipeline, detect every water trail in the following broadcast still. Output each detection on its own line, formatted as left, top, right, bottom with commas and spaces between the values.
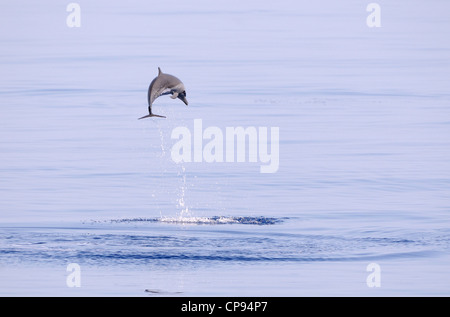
156, 119, 192, 220
156, 120, 166, 158
176, 164, 191, 219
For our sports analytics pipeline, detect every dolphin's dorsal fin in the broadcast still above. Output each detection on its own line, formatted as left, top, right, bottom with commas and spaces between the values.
158, 67, 162, 76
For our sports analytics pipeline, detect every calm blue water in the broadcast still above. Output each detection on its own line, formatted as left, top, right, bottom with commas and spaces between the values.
1, 0, 450, 296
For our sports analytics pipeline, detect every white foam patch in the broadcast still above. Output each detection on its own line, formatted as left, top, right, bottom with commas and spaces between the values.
107, 216, 282, 225
159, 216, 240, 224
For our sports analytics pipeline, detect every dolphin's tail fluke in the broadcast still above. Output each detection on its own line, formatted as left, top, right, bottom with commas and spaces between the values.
138, 113, 166, 119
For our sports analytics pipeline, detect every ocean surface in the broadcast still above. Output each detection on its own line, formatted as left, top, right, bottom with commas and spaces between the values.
1, 0, 450, 296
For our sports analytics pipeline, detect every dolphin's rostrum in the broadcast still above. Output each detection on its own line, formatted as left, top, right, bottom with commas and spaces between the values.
138, 67, 188, 119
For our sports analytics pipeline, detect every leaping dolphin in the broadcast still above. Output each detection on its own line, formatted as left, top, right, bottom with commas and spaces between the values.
138, 67, 188, 119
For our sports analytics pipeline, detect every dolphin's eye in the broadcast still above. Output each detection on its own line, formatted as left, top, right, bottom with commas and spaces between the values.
183, 91, 186, 96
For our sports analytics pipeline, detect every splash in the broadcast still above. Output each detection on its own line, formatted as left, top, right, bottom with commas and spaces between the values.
107, 216, 282, 225
158, 216, 281, 225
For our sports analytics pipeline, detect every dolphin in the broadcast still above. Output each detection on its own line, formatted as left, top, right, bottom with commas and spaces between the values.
138, 67, 188, 119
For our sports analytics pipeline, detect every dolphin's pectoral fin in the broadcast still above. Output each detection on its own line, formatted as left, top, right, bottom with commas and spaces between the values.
170, 92, 179, 99
138, 113, 166, 119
